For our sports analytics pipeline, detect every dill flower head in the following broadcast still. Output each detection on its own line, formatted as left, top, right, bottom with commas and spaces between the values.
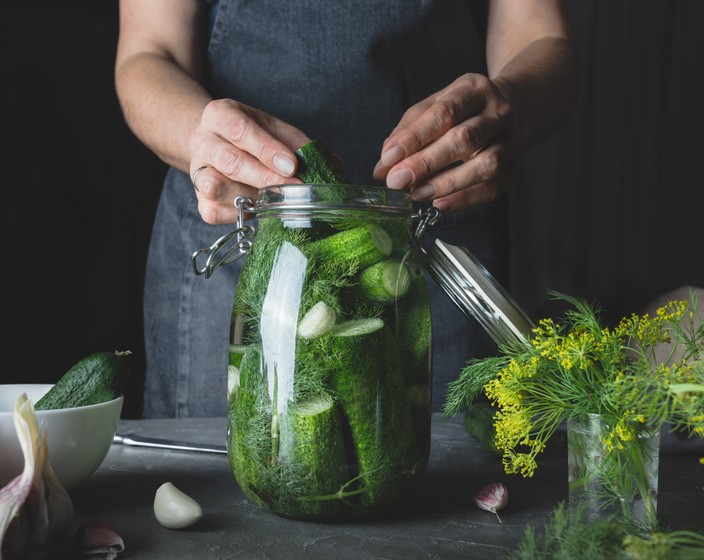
444, 290, 704, 479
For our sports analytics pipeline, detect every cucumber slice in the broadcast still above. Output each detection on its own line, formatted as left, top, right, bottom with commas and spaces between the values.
328, 318, 384, 337
358, 259, 412, 302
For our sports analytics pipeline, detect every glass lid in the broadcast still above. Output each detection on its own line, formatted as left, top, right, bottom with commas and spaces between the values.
419, 236, 535, 348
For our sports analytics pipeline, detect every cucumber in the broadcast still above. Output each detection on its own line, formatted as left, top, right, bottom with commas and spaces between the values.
327, 321, 416, 509
399, 274, 432, 381
228, 345, 272, 507
35, 351, 130, 410
307, 224, 392, 272
358, 258, 412, 303
463, 402, 501, 455
278, 394, 350, 517
294, 139, 350, 185
328, 317, 384, 337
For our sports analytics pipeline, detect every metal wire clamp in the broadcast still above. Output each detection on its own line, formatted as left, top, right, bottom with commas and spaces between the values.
191, 196, 256, 278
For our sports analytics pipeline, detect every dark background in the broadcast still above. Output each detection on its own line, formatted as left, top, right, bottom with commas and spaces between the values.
2, 1, 703, 418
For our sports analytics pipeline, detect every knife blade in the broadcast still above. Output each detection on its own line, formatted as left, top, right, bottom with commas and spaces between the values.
113, 433, 227, 454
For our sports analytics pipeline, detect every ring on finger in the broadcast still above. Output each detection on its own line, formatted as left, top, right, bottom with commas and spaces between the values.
191, 165, 210, 192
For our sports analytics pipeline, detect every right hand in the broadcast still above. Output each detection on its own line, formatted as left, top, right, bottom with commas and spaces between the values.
188, 99, 310, 224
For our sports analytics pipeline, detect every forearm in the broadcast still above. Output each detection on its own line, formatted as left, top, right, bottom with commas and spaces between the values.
490, 36, 579, 153
115, 53, 211, 173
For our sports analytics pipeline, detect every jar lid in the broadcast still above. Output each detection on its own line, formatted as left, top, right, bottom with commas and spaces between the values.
419, 237, 535, 348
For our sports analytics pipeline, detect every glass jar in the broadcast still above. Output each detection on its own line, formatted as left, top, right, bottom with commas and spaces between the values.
222, 185, 432, 521
567, 413, 660, 529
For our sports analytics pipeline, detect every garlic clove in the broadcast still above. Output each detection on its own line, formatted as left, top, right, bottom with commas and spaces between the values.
153, 482, 203, 529
75, 520, 125, 559
473, 482, 509, 522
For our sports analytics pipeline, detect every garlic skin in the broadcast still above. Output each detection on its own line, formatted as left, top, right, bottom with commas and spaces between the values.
473, 482, 508, 522
0, 394, 73, 559
153, 482, 203, 529
75, 520, 125, 560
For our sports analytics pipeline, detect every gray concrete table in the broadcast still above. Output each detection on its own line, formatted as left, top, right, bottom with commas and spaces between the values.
60, 415, 703, 560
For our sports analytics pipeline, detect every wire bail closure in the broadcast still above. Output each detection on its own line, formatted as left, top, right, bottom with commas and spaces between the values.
412, 206, 441, 250
192, 195, 256, 278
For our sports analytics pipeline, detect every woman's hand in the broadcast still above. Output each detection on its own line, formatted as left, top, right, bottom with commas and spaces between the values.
189, 99, 310, 224
373, 73, 516, 213
373, 1, 578, 214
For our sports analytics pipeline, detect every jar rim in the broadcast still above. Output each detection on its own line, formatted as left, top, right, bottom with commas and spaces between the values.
253, 184, 412, 215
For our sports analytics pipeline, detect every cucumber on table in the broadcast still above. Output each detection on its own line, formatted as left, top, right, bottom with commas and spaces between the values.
35, 350, 130, 410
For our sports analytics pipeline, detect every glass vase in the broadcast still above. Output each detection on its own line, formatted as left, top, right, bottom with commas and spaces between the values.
567, 413, 660, 529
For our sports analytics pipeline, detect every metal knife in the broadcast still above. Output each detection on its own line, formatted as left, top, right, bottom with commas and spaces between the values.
113, 433, 227, 454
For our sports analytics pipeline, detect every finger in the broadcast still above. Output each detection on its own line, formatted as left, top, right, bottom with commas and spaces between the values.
409, 144, 510, 202
207, 100, 306, 178
190, 164, 240, 202
201, 135, 300, 189
381, 79, 457, 144
191, 163, 284, 221
431, 178, 506, 213
377, 84, 486, 173
197, 181, 259, 225
384, 114, 508, 190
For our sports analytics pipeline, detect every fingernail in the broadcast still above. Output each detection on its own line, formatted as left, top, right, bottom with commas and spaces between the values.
381, 145, 405, 167
411, 183, 436, 201
386, 168, 413, 190
273, 153, 295, 176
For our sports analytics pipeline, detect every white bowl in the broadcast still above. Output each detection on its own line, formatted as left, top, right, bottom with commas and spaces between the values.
0, 384, 123, 489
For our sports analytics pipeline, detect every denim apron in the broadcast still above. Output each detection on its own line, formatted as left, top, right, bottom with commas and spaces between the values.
143, 0, 509, 417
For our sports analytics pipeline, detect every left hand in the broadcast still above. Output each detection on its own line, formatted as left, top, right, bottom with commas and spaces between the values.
373, 73, 516, 213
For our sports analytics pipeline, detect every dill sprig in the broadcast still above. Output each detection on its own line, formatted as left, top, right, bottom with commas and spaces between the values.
445, 290, 704, 527
507, 502, 704, 560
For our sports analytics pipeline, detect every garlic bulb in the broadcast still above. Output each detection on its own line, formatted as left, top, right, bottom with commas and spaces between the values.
0, 394, 73, 559
153, 482, 203, 529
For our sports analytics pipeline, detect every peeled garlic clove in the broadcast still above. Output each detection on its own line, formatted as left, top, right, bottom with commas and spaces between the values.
153, 482, 203, 529
473, 482, 508, 522
75, 520, 125, 559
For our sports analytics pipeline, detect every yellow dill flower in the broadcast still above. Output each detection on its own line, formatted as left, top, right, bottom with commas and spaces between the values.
510, 452, 538, 478
493, 410, 531, 450
485, 376, 522, 411
615, 420, 635, 442
501, 450, 538, 477
656, 300, 686, 322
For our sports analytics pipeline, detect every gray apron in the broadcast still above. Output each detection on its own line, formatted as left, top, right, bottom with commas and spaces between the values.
143, 0, 509, 417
